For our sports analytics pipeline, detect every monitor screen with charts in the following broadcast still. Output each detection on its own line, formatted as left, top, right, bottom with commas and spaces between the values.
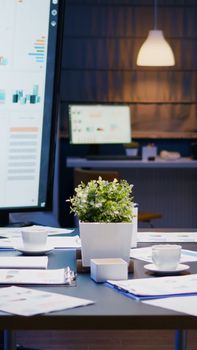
0, 0, 64, 226
69, 104, 131, 145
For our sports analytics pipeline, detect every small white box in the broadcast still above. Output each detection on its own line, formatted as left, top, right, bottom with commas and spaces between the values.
142, 145, 157, 160
90, 258, 128, 283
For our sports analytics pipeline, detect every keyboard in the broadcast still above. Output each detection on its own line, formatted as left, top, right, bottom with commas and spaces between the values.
86, 155, 142, 161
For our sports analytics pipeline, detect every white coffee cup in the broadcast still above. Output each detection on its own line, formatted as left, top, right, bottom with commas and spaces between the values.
152, 244, 182, 271
21, 227, 48, 251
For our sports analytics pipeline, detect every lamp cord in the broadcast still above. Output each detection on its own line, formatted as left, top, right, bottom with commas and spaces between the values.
154, 0, 157, 29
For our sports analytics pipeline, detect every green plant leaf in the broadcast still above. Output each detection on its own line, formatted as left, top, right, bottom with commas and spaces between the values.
67, 177, 135, 223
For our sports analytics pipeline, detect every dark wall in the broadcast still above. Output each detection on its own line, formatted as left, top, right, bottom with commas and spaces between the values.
59, 0, 197, 227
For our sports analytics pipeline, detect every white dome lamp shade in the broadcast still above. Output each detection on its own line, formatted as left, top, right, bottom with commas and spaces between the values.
137, 1, 175, 66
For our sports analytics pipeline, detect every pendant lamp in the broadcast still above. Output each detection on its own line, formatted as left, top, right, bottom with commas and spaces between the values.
137, 0, 175, 66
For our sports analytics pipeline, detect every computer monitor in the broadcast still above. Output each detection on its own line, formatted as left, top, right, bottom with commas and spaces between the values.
0, 0, 64, 226
69, 104, 131, 154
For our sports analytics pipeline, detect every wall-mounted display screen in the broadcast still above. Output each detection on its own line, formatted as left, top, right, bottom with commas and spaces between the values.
69, 104, 131, 144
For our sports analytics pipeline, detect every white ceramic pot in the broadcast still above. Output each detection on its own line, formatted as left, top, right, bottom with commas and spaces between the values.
79, 222, 133, 267
125, 148, 138, 156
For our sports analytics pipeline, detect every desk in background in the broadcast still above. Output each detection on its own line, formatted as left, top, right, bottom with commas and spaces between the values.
66, 157, 197, 169
67, 157, 197, 228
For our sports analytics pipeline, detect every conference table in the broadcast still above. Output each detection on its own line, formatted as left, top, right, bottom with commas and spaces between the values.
0, 237, 197, 350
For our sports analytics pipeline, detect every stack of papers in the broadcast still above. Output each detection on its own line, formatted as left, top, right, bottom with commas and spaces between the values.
0, 267, 76, 285
108, 246, 197, 317
106, 274, 197, 301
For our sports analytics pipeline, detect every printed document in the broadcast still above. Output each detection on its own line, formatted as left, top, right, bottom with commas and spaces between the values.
0, 286, 93, 316
0, 267, 76, 285
0, 235, 81, 250
107, 273, 197, 300
143, 295, 197, 317
47, 236, 81, 248
137, 231, 197, 243
0, 225, 74, 239
0, 239, 14, 248
0, 256, 48, 269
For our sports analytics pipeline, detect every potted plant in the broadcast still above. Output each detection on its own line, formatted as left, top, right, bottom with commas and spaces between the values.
124, 141, 139, 156
67, 177, 135, 267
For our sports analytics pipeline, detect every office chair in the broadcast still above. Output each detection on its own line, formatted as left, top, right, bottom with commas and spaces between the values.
138, 211, 162, 228
74, 168, 119, 187
73, 168, 162, 227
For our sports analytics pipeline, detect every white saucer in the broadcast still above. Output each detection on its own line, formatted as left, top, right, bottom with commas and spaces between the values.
144, 263, 190, 275
14, 244, 54, 255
